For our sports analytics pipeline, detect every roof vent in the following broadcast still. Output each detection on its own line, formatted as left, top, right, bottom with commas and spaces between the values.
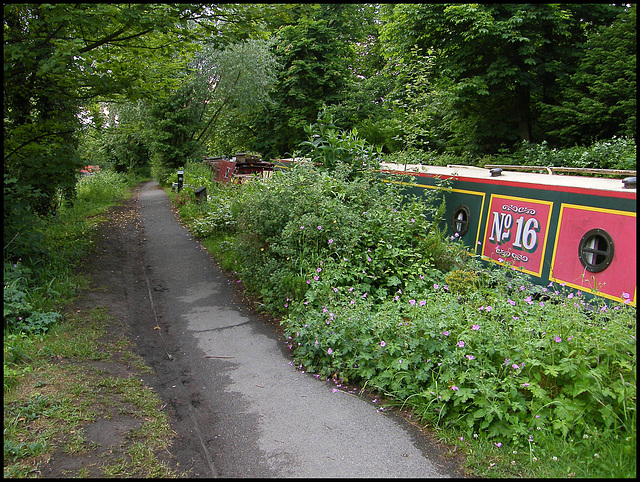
622, 177, 636, 189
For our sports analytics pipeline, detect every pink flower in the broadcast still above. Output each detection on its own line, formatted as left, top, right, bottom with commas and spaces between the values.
443, 331, 450, 336
317, 225, 322, 230
409, 299, 416, 305
434, 284, 439, 290
380, 341, 386, 347
328, 239, 334, 244
472, 324, 480, 330
466, 355, 475, 360
495, 442, 502, 448
327, 348, 333, 355
457, 340, 465, 348
451, 386, 459, 391
554, 335, 561, 343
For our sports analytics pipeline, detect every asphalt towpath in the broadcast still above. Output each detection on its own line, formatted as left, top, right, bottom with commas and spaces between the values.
125, 181, 465, 478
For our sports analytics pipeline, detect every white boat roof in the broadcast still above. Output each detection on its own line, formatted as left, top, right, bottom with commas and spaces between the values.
380, 162, 636, 195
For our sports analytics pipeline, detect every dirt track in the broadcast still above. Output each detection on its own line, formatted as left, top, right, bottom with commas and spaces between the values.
54, 182, 466, 478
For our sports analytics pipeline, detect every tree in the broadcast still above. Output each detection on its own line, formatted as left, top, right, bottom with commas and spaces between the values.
378, 3, 625, 154
538, 5, 636, 145
121, 38, 278, 182
3, 4, 207, 215
251, 4, 358, 158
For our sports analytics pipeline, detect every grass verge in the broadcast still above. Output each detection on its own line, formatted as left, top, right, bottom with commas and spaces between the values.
3, 306, 186, 478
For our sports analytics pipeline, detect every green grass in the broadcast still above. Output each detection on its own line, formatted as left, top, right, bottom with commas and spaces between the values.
3, 306, 186, 478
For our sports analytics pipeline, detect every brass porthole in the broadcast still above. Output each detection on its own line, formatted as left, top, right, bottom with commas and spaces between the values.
578, 229, 614, 273
451, 205, 471, 237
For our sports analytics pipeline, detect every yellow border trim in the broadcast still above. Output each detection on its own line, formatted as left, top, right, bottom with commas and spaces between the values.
549, 203, 636, 305
481, 194, 554, 277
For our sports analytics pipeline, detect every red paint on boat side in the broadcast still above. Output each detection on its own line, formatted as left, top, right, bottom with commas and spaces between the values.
549, 205, 636, 305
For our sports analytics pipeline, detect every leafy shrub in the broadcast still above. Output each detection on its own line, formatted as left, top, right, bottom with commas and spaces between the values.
300, 108, 382, 177
233, 161, 460, 313
3, 260, 62, 334
166, 160, 215, 191
384, 148, 466, 167
500, 136, 636, 170
190, 203, 236, 238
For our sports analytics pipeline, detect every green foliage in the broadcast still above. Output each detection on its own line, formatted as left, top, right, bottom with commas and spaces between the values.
282, 266, 636, 454
3, 4, 208, 217
76, 170, 130, 205
377, 3, 631, 154
538, 5, 636, 146
500, 137, 637, 170
252, 5, 357, 158
232, 161, 455, 314
300, 108, 382, 176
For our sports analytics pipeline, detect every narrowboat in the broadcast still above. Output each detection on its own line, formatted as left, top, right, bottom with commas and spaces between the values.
273, 158, 636, 306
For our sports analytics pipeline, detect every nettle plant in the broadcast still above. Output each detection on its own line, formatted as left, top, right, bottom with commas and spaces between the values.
282, 259, 635, 450
300, 107, 383, 177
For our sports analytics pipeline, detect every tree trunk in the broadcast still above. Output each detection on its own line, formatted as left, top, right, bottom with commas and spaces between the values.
516, 85, 531, 142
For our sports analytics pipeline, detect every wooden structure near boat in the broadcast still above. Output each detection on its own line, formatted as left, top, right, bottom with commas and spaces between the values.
204, 153, 274, 183
273, 158, 636, 306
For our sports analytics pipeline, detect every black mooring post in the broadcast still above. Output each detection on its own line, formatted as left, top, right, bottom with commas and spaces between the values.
177, 170, 184, 192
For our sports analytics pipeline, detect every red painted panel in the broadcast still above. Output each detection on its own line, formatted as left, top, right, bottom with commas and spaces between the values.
481, 195, 554, 277
549, 205, 636, 305
216, 160, 236, 183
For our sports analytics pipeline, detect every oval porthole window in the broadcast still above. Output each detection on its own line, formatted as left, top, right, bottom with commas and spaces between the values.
451, 205, 471, 237
578, 229, 614, 273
